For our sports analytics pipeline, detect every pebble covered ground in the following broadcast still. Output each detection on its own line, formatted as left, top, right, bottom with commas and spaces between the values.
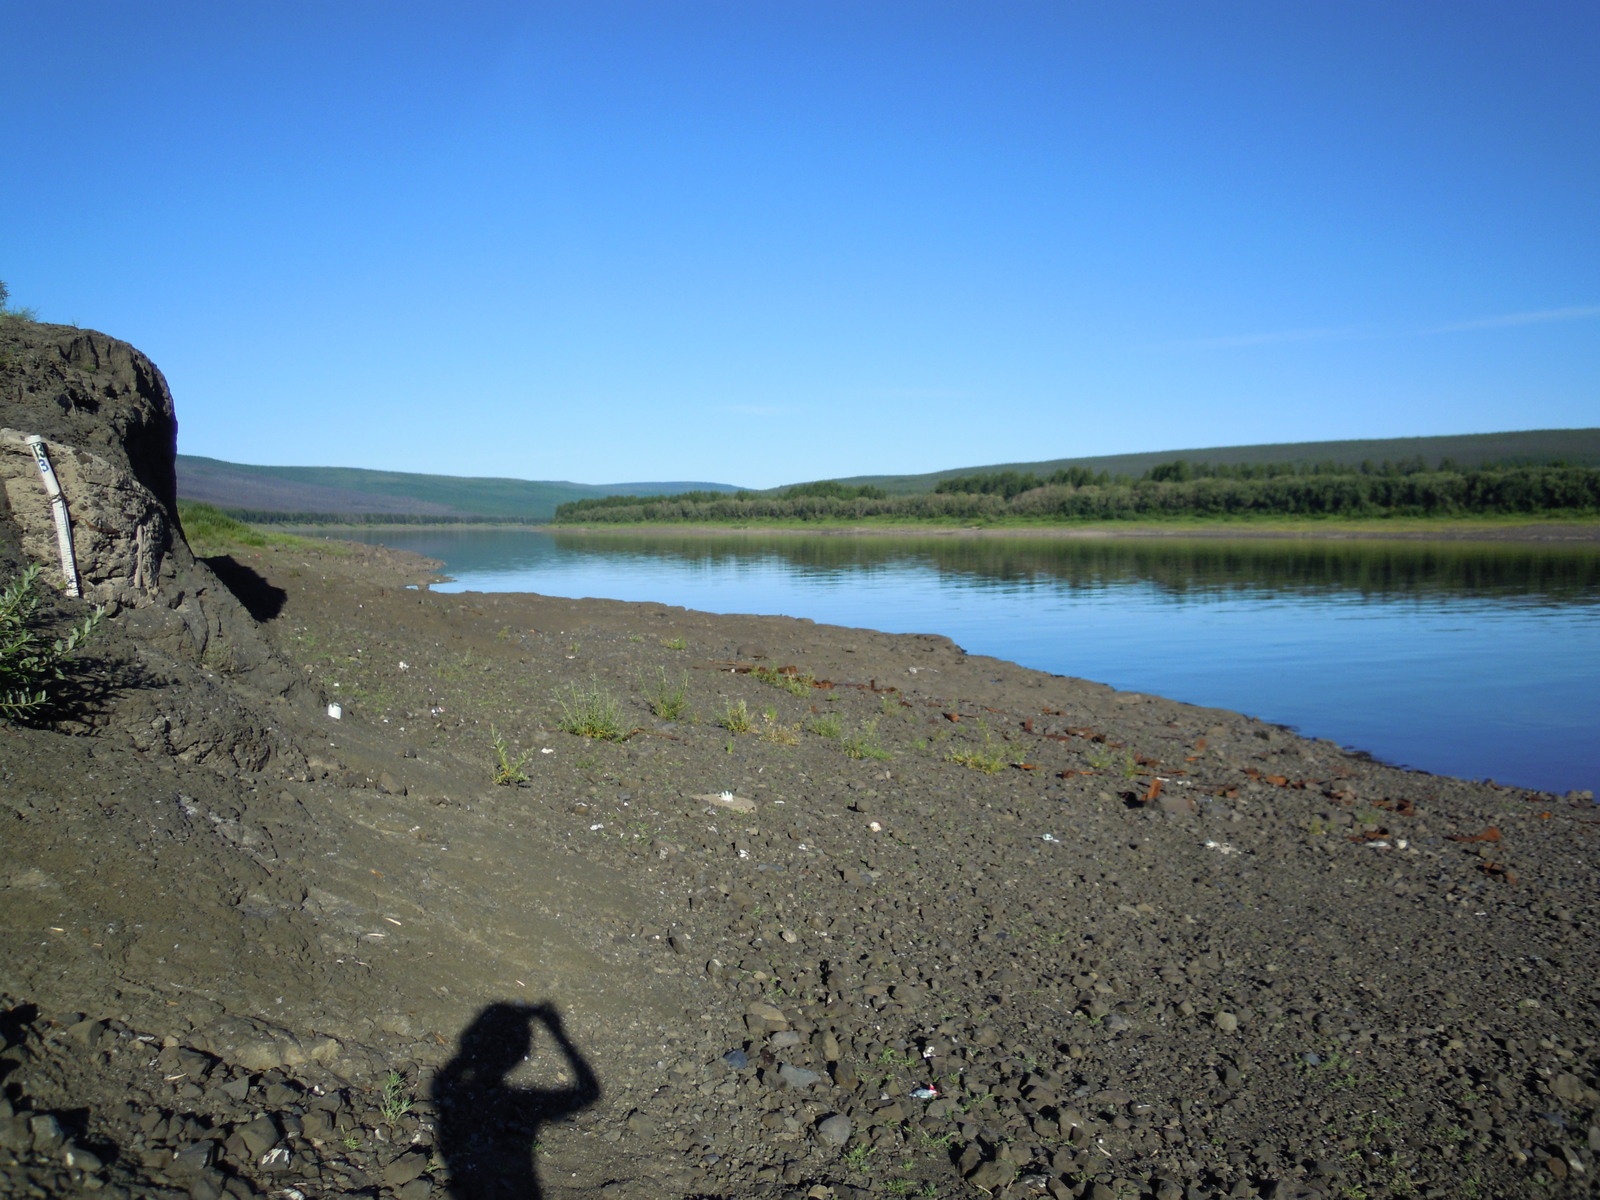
1, 535, 1597, 1200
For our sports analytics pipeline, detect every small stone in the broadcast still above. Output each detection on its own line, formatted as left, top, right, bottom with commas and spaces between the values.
817, 1114, 852, 1147
28, 1114, 64, 1149
1551, 1073, 1584, 1103
778, 1063, 821, 1089
234, 1115, 280, 1158
64, 1145, 104, 1172
383, 1150, 429, 1187
969, 1160, 1011, 1189
1215, 1011, 1239, 1033
721, 1049, 750, 1069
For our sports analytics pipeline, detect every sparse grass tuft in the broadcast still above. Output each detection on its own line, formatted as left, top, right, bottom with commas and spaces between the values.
842, 719, 891, 761
807, 711, 843, 739
490, 727, 536, 785
947, 718, 1008, 773
555, 679, 628, 740
660, 635, 687, 650
719, 697, 755, 734
758, 713, 801, 745
640, 666, 692, 721
752, 664, 815, 696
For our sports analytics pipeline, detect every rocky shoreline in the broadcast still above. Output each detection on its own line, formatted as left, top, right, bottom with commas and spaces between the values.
2, 322, 1597, 1200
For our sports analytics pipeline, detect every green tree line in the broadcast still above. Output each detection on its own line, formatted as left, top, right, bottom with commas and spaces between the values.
551, 465, 1600, 525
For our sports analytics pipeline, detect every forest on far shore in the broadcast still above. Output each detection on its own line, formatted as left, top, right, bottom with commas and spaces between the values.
550, 459, 1600, 525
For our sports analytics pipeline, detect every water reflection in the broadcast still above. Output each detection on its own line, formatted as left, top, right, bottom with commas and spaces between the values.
541, 532, 1600, 605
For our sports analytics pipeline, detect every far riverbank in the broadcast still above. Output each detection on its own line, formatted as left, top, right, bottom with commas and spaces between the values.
538, 515, 1600, 543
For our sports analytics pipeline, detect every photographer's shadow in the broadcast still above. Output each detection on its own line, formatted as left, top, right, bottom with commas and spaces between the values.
432, 1002, 601, 1199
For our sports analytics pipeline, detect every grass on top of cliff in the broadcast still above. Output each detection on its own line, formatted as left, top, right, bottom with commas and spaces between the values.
178, 502, 316, 553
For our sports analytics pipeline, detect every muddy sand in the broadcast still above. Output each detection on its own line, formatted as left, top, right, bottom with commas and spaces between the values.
0, 528, 1596, 1200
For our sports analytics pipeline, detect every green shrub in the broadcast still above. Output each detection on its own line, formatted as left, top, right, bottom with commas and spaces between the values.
0, 565, 104, 720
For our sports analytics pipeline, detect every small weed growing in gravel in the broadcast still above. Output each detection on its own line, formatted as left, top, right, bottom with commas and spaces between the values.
752, 664, 815, 696
660, 636, 687, 650
379, 1070, 415, 1122
719, 698, 754, 733
843, 1142, 876, 1171
842, 720, 890, 761
807, 712, 843, 739
0, 564, 105, 721
758, 714, 801, 745
341, 1134, 362, 1152
626, 633, 643, 643
641, 667, 692, 720
948, 721, 1006, 773
490, 727, 536, 785
555, 680, 628, 740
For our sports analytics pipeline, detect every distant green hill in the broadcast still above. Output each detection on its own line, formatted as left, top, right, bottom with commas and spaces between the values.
821, 429, 1600, 496
175, 455, 745, 523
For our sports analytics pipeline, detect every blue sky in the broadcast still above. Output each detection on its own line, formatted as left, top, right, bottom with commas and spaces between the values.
4, 1, 1596, 488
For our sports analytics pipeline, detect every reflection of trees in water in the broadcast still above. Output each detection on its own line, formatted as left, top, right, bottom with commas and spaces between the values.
549, 533, 1600, 605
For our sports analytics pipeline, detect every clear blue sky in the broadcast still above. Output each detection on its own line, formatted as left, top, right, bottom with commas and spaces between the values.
5, 2, 1596, 488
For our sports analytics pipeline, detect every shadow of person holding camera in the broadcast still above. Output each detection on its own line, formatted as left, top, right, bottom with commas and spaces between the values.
432, 1002, 601, 1199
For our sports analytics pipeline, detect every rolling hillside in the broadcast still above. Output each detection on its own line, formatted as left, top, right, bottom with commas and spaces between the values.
824, 428, 1600, 496
175, 456, 744, 522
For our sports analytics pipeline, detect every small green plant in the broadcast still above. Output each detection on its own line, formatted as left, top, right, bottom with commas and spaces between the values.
490, 727, 536, 785
947, 717, 1007, 773
758, 713, 801, 745
660, 635, 687, 650
843, 1142, 876, 1171
719, 697, 754, 733
640, 666, 691, 720
807, 711, 843, 739
341, 1133, 362, 1152
752, 664, 815, 697
843, 719, 890, 761
0, 565, 105, 720
379, 1070, 415, 1123
554, 679, 628, 740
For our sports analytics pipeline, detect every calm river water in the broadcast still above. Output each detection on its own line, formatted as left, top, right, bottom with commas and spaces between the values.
332, 528, 1599, 795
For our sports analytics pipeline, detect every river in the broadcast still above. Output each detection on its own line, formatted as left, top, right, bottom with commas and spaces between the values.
326, 528, 1600, 796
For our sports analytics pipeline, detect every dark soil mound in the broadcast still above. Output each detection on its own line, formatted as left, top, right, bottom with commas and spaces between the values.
1, 324, 1596, 1200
